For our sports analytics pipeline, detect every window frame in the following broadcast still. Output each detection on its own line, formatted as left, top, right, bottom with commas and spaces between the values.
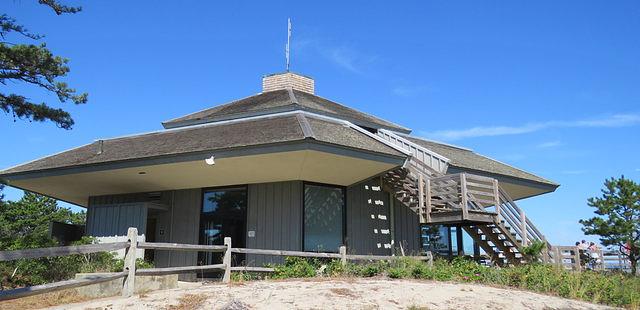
301, 181, 347, 253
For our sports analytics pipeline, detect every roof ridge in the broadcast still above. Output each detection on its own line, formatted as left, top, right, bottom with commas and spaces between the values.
287, 87, 299, 104
295, 113, 316, 139
292, 89, 411, 133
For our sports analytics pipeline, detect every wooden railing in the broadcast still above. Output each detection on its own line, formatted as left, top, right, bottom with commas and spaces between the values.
377, 129, 450, 175
420, 173, 553, 259
0, 227, 434, 301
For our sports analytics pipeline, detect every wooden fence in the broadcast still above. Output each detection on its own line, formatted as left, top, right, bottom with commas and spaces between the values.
550, 245, 636, 274
0, 227, 433, 301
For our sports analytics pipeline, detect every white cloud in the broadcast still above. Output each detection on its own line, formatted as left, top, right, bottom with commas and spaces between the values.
536, 141, 562, 148
422, 113, 640, 141
293, 38, 377, 75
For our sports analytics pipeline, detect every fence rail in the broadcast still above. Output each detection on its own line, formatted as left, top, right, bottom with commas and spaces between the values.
0, 227, 434, 301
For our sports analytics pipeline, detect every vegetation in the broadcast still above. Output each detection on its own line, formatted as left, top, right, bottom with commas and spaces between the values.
0, 190, 149, 289
520, 240, 547, 263
580, 176, 640, 275
1, 0, 87, 129
256, 257, 640, 309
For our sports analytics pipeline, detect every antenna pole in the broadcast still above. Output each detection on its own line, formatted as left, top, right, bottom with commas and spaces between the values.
286, 18, 291, 72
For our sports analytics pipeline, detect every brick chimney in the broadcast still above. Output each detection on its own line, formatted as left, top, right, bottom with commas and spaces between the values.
262, 72, 314, 94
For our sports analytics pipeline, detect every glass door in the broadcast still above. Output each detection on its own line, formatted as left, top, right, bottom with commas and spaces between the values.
199, 187, 247, 269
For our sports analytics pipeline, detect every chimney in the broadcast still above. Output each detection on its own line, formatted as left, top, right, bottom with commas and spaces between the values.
262, 72, 314, 94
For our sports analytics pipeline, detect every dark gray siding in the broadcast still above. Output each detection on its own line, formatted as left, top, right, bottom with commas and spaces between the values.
86, 203, 147, 237
163, 189, 201, 280
246, 181, 302, 266
87, 189, 201, 280
393, 198, 421, 255
346, 178, 392, 256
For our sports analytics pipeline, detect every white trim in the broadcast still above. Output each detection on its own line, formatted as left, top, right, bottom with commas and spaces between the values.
95, 110, 414, 157
2, 110, 413, 175
378, 129, 450, 163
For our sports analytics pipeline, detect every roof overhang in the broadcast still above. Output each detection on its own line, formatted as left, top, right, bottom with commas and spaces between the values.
447, 166, 559, 201
1, 140, 405, 207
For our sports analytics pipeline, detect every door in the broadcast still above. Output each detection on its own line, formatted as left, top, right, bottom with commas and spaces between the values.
198, 187, 247, 271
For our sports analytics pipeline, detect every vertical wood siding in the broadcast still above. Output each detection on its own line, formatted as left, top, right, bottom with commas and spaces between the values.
393, 198, 421, 255
246, 181, 302, 266
166, 189, 201, 280
346, 178, 392, 255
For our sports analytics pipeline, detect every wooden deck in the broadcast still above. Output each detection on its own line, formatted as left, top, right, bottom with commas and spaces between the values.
428, 210, 497, 225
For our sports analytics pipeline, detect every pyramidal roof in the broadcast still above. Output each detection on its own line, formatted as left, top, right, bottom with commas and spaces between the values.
162, 72, 411, 134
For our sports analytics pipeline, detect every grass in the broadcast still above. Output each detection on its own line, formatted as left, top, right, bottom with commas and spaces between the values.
247, 256, 640, 309
165, 293, 209, 310
0, 289, 91, 310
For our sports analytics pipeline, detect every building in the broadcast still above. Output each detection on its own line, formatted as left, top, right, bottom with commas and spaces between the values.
0, 72, 558, 272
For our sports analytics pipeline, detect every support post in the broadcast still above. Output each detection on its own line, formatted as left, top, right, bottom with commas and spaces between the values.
555, 247, 561, 268
418, 174, 425, 223
520, 209, 527, 246
460, 173, 469, 220
493, 179, 500, 217
223, 237, 232, 283
425, 178, 432, 223
427, 251, 433, 268
339, 246, 347, 266
122, 227, 138, 297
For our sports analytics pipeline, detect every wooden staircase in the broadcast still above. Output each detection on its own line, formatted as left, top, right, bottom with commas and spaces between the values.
378, 130, 553, 266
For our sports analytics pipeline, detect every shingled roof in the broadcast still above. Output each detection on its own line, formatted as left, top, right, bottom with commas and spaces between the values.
162, 89, 411, 134
0, 114, 405, 176
405, 136, 558, 187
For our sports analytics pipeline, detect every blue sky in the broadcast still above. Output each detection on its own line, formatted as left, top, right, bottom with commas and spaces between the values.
1, 1, 638, 246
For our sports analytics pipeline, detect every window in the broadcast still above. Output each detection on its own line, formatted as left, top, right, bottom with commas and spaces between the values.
304, 183, 345, 252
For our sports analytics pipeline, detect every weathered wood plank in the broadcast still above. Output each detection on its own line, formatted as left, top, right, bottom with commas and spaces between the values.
137, 242, 227, 252
136, 264, 225, 276
0, 242, 130, 262
345, 254, 432, 261
0, 272, 127, 301
230, 266, 275, 272
230, 248, 341, 259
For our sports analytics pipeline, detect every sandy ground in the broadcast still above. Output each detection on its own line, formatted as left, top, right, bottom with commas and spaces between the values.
47, 279, 616, 310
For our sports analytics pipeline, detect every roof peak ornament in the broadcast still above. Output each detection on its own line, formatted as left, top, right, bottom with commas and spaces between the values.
285, 18, 292, 72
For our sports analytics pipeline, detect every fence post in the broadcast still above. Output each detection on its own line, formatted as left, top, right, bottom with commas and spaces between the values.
339, 246, 347, 266
223, 237, 232, 283
555, 247, 561, 268
573, 246, 581, 271
122, 227, 138, 297
427, 251, 433, 268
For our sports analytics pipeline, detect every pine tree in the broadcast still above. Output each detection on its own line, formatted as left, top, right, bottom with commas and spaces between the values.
1, 1, 87, 129
580, 176, 640, 274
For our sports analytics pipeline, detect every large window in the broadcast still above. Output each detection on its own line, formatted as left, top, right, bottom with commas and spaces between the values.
304, 183, 345, 252
199, 187, 247, 266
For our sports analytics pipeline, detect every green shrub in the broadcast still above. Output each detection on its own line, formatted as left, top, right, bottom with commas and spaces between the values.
271, 257, 318, 279
388, 267, 409, 279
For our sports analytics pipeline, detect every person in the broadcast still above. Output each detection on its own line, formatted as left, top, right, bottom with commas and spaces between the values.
587, 242, 601, 270
578, 240, 589, 250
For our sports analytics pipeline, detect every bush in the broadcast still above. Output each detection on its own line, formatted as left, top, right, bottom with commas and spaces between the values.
271, 257, 318, 279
